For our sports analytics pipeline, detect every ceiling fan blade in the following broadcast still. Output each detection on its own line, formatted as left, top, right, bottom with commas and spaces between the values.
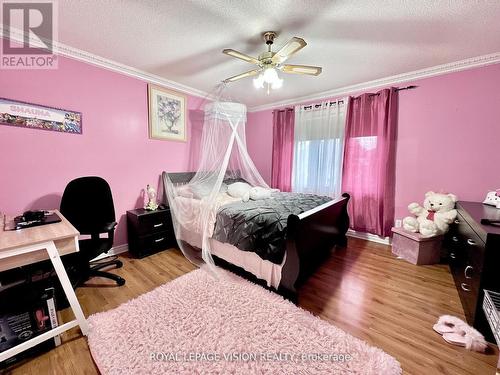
281, 64, 322, 76
222, 49, 260, 65
223, 69, 261, 83
271, 37, 307, 64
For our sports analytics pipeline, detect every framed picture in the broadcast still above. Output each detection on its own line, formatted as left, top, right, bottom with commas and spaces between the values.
0, 98, 82, 134
148, 85, 187, 142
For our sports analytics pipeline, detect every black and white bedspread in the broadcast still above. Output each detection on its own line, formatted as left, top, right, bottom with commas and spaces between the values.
212, 192, 331, 264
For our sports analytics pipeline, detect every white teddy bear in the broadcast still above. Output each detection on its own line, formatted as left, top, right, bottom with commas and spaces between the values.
402, 191, 458, 237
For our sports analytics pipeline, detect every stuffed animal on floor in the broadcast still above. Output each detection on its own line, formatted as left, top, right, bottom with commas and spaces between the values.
402, 191, 458, 237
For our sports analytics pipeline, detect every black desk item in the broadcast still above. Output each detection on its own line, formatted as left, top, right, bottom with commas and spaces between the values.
127, 207, 175, 258
4, 211, 61, 231
60, 176, 125, 287
443, 201, 500, 343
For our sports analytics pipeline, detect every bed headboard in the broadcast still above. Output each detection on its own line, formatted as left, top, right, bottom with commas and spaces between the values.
161, 171, 195, 205
163, 172, 196, 185
161, 170, 248, 204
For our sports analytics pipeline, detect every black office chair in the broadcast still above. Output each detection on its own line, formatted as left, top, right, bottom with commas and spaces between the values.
60, 176, 125, 287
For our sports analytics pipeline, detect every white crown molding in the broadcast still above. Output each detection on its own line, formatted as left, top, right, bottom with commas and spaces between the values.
248, 52, 500, 112
0, 25, 209, 99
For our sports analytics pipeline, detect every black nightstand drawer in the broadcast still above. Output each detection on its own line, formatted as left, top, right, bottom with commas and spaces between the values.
128, 208, 171, 236
130, 231, 172, 258
127, 207, 176, 258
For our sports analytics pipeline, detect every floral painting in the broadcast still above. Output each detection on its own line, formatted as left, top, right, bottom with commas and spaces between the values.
148, 85, 186, 141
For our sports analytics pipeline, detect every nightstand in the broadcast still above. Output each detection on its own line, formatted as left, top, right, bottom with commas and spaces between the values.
126, 207, 176, 258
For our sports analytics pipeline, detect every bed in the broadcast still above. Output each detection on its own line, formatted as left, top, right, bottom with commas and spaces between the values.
162, 171, 350, 300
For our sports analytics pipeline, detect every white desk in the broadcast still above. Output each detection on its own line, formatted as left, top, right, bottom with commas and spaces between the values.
0, 210, 88, 363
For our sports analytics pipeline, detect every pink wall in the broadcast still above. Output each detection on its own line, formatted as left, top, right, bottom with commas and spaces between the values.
0, 53, 205, 245
246, 63, 500, 223
246, 111, 274, 184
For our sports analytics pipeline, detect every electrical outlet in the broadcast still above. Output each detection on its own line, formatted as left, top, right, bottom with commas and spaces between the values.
395, 219, 402, 228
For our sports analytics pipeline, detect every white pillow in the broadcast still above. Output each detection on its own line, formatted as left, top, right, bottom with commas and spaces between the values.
227, 182, 252, 201
248, 187, 272, 201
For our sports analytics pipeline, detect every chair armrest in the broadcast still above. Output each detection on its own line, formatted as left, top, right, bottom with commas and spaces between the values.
90, 222, 117, 242
103, 222, 117, 243
102, 222, 118, 232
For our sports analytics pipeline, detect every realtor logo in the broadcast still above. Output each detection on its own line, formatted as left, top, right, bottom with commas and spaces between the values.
1, 0, 58, 69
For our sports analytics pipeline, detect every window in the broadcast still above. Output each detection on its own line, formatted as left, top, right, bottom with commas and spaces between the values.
291, 99, 348, 197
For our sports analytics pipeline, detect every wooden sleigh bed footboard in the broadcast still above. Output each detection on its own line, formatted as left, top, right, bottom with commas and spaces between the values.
162, 171, 350, 301
278, 193, 350, 300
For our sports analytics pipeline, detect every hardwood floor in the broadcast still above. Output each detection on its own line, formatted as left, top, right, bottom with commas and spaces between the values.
4, 238, 498, 374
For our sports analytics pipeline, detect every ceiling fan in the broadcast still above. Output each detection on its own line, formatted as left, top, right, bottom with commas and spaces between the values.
222, 31, 322, 92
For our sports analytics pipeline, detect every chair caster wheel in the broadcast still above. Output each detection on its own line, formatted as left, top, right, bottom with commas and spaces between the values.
116, 260, 123, 268
117, 277, 125, 286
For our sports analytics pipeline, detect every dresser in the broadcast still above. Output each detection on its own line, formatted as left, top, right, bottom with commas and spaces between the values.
127, 207, 176, 258
444, 201, 500, 342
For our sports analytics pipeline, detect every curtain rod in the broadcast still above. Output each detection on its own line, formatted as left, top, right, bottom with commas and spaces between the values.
366, 85, 418, 97
275, 85, 418, 112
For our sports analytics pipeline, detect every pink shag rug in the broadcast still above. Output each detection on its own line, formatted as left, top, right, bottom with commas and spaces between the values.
87, 268, 401, 374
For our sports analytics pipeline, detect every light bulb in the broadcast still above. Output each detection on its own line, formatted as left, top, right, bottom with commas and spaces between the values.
253, 74, 264, 89
262, 67, 279, 83
252, 68, 283, 91
271, 78, 283, 89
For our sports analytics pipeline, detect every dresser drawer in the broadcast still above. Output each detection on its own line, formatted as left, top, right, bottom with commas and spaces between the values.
456, 213, 485, 272
444, 201, 500, 343
457, 264, 481, 323
446, 224, 465, 265
447, 211, 485, 324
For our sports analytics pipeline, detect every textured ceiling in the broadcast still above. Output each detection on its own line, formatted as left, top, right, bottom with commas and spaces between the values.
56, 0, 500, 107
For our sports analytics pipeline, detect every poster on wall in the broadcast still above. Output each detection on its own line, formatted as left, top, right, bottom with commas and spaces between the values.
148, 85, 187, 142
0, 98, 82, 134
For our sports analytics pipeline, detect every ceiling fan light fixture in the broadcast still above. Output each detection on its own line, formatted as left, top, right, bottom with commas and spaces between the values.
271, 78, 283, 90
253, 67, 283, 91
262, 67, 279, 83
253, 74, 264, 89
223, 32, 320, 93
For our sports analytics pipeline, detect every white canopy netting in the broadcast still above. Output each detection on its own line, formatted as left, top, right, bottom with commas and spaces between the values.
165, 92, 270, 271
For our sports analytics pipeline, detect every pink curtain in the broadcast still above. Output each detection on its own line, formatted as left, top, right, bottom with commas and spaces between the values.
342, 88, 398, 237
271, 108, 294, 191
